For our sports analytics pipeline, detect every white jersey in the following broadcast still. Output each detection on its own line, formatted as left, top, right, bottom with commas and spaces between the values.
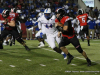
38, 14, 57, 35
71, 19, 77, 27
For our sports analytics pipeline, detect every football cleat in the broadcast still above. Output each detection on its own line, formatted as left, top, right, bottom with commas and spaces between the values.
10, 41, 12, 46
87, 59, 91, 66
0, 44, 3, 49
81, 37, 84, 42
88, 44, 90, 46
67, 56, 74, 64
38, 44, 45, 48
25, 46, 30, 51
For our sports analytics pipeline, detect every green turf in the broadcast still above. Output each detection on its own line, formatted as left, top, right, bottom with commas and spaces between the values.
0, 39, 100, 75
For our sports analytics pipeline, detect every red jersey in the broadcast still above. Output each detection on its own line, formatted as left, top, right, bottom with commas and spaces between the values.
9, 12, 19, 21
0, 14, 14, 30
76, 13, 88, 26
55, 16, 75, 39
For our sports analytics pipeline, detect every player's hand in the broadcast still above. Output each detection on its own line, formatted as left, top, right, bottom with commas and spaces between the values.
4, 18, 9, 23
58, 32, 61, 38
55, 22, 58, 27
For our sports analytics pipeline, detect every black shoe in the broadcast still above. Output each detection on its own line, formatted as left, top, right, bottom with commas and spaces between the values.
10, 41, 12, 46
67, 56, 74, 64
25, 46, 30, 51
0, 44, 3, 49
88, 44, 90, 46
6, 41, 9, 45
81, 37, 84, 42
38, 43, 41, 46
13, 43, 15, 45
87, 59, 91, 66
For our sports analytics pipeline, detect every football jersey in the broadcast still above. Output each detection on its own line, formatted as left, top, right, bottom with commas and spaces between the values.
76, 13, 88, 26
55, 16, 75, 39
38, 14, 57, 34
9, 12, 19, 21
0, 14, 14, 30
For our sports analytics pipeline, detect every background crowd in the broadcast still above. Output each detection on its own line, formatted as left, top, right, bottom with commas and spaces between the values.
0, 0, 100, 39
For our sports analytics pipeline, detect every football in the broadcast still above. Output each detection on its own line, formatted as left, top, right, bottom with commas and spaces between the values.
57, 22, 64, 27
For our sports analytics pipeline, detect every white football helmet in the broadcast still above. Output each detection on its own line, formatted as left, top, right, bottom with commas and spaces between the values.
44, 8, 52, 20
16, 10, 22, 13
44, 8, 51, 14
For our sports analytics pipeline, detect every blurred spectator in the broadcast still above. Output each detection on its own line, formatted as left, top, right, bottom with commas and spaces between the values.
95, 17, 100, 39
85, 6, 90, 14
25, 18, 33, 40
29, 0, 34, 4
88, 19, 96, 39
17, 2, 22, 9
89, 9, 94, 17
94, 7, 98, 17
98, 9, 100, 16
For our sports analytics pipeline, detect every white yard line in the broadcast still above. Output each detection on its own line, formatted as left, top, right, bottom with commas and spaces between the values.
40, 64, 46, 66
25, 59, 32, 61
9, 65, 15, 67
71, 64, 77, 66
0, 60, 2, 61
53, 59, 59, 61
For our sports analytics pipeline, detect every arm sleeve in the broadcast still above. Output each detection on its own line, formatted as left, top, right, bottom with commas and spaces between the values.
88, 16, 92, 20
0, 20, 5, 23
76, 18, 80, 25
38, 21, 42, 29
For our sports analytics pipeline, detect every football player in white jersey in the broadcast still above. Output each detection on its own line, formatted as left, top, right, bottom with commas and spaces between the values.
37, 8, 67, 59
35, 12, 47, 47
95, 16, 100, 39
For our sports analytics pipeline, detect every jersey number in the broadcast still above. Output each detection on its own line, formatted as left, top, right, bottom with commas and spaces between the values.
46, 24, 52, 29
82, 18, 85, 23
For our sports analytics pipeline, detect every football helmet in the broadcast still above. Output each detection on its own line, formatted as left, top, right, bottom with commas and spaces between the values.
78, 9, 84, 15
55, 8, 66, 21
2, 9, 10, 18
16, 10, 22, 13
11, 8, 16, 13
44, 8, 52, 20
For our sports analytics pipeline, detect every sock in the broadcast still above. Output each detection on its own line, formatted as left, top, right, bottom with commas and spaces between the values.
67, 53, 72, 57
61, 52, 67, 58
86, 57, 90, 62
87, 40, 90, 45
4, 40, 6, 42
24, 45, 27, 47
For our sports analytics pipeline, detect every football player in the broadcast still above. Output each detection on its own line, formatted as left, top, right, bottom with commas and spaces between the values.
0, 9, 30, 51
55, 8, 91, 66
76, 9, 92, 46
38, 8, 67, 59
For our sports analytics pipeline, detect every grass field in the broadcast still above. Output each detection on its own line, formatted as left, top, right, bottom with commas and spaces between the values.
0, 39, 100, 75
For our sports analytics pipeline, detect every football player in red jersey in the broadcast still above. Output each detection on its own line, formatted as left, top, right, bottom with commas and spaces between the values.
0, 9, 30, 51
55, 8, 91, 66
76, 9, 92, 46
4, 8, 23, 46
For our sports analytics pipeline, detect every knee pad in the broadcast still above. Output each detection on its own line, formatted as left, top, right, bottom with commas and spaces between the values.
76, 45, 83, 53
16, 37, 24, 44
